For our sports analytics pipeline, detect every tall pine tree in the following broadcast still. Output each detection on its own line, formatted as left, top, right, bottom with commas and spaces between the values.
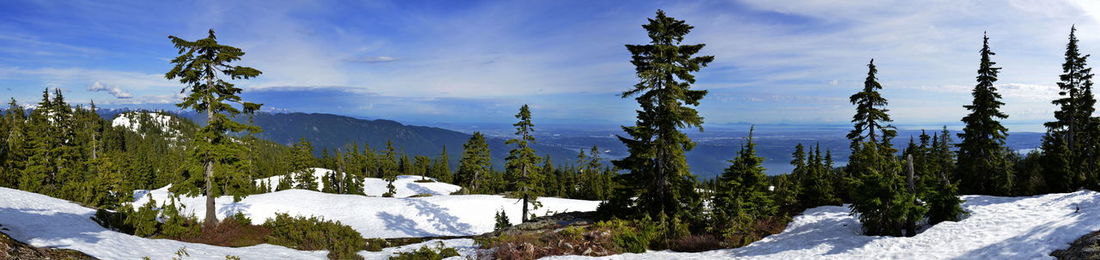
957, 32, 1013, 195
166, 29, 263, 228
604, 9, 714, 220
505, 105, 542, 222
1043, 26, 1100, 192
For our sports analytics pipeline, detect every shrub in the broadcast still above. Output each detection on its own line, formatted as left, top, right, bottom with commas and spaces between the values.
494, 210, 511, 232
93, 208, 134, 234
668, 234, 723, 252
159, 197, 200, 238
409, 193, 433, 198
127, 197, 160, 237
263, 213, 366, 260
365, 238, 389, 252
176, 215, 271, 247
389, 242, 459, 260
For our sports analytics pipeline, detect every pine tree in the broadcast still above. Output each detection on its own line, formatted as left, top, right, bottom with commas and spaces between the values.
1, 98, 27, 188
712, 127, 775, 240
957, 32, 1013, 195
166, 29, 263, 228
456, 132, 491, 193
846, 60, 924, 236
290, 138, 317, 190
381, 140, 398, 197
20, 89, 56, 194
1043, 26, 1100, 192
848, 59, 897, 152
605, 10, 713, 220
504, 105, 543, 222
431, 146, 451, 182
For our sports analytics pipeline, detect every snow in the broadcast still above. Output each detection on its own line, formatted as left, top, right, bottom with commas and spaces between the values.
135, 186, 600, 239
253, 168, 462, 197
0, 187, 327, 259
549, 190, 1100, 260
111, 111, 180, 138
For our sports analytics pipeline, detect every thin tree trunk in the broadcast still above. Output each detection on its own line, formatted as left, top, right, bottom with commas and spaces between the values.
203, 76, 218, 229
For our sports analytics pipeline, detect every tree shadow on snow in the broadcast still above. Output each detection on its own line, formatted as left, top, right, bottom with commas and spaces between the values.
406, 199, 472, 235
377, 211, 436, 237
725, 206, 876, 257
955, 192, 1100, 259
0, 207, 107, 246
405, 183, 437, 196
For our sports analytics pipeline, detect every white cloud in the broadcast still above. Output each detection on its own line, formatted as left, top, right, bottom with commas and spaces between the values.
87, 81, 133, 99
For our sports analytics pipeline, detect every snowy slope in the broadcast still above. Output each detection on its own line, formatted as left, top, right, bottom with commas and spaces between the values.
135, 187, 600, 239
551, 190, 1100, 260
254, 168, 462, 197
112, 112, 177, 133
0, 187, 326, 259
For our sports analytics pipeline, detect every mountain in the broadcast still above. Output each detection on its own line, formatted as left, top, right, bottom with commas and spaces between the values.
170, 112, 584, 170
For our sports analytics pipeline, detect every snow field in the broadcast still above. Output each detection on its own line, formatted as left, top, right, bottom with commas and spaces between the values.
549, 190, 1100, 259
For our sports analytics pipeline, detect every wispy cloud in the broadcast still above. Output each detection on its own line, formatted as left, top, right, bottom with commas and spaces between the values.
344, 56, 398, 63
87, 81, 132, 99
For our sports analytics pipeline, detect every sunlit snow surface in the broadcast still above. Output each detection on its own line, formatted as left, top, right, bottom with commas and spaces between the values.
6, 166, 1097, 259
550, 191, 1100, 259
0, 168, 597, 259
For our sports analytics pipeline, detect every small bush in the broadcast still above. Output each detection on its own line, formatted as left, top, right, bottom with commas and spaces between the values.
668, 234, 723, 252
365, 238, 389, 252
494, 210, 511, 232
93, 208, 134, 234
263, 213, 366, 260
413, 179, 436, 183
389, 242, 459, 260
409, 193, 433, 198
176, 216, 271, 247
127, 197, 160, 237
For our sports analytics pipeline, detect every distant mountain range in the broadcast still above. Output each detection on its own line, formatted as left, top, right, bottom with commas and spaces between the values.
96, 109, 1047, 179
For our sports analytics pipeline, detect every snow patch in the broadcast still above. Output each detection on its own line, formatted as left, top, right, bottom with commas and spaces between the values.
254, 168, 462, 197
549, 190, 1100, 259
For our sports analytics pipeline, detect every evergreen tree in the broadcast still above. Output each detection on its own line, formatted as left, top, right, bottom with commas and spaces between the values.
605, 10, 713, 220
431, 146, 452, 183
712, 127, 776, 239
1, 98, 27, 188
957, 33, 1013, 195
456, 132, 491, 193
381, 140, 398, 197
847, 59, 897, 152
290, 138, 317, 190
166, 29, 263, 228
505, 105, 542, 222
846, 60, 924, 236
1043, 26, 1100, 192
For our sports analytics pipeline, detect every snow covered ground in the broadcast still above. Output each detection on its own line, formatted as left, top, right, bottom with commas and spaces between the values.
134, 187, 600, 239
0, 187, 327, 259
550, 190, 1100, 260
254, 168, 462, 197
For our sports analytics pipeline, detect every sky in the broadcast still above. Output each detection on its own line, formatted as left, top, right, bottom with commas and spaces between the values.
1, 0, 1099, 132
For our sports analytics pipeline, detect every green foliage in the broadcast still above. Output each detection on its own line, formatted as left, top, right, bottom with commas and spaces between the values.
606, 9, 713, 221
166, 29, 263, 227
160, 196, 201, 238
456, 132, 492, 193
848, 143, 925, 237
712, 127, 776, 237
127, 196, 161, 237
1043, 26, 1100, 192
263, 213, 366, 260
505, 105, 543, 222
290, 138, 317, 190
957, 33, 1014, 195
847, 60, 897, 151
494, 209, 512, 232
388, 242, 459, 260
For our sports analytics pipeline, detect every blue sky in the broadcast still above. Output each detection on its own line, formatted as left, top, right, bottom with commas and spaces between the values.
1, 0, 1099, 131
